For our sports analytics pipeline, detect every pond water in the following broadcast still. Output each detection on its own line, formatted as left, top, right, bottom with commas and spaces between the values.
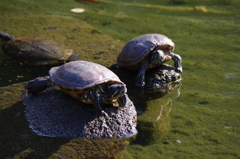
0, 0, 240, 158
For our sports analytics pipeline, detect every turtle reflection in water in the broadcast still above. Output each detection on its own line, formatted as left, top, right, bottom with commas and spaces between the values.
144, 64, 182, 98
0, 31, 79, 65
115, 34, 182, 87
25, 60, 127, 114
76, 0, 97, 4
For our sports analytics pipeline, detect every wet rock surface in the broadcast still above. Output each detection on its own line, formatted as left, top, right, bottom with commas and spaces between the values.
23, 86, 137, 138
144, 64, 182, 95
51, 137, 136, 159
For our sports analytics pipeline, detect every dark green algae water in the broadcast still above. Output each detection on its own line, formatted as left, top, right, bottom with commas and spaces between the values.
0, 0, 240, 158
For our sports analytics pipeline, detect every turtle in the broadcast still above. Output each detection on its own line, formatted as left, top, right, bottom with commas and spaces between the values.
116, 34, 182, 87
25, 60, 127, 114
0, 31, 79, 65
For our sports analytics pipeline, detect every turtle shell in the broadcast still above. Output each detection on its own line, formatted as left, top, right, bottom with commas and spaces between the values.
49, 60, 124, 100
117, 34, 175, 70
2, 36, 73, 65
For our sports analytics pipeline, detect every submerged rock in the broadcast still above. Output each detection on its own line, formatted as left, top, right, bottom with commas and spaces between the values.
52, 137, 136, 158
22, 87, 137, 138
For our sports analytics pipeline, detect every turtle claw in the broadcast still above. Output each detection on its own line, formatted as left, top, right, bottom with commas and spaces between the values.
135, 73, 146, 87
101, 110, 109, 117
175, 67, 182, 73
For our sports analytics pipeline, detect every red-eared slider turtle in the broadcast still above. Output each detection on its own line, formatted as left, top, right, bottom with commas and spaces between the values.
25, 60, 127, 113
116, 34, 182, 87
0, 31, 79, 65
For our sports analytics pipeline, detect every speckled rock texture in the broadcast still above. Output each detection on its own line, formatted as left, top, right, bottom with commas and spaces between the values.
23, 86, 137, 138
144, 64, 182, 94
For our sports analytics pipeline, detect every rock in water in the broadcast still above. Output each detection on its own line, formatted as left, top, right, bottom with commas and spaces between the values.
144, 64, 182, 96
22, 87, 137, 138
0, 31, 80, 66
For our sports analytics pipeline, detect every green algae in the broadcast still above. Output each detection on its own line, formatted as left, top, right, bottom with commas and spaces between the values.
0, 0, 240, 158
0, 13, 124, 87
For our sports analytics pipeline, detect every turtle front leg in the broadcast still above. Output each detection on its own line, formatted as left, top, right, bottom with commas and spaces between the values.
168, 52, 182, 73
94, 93, 108, 115
94, 93, 103, 111
135, 58, 149, 87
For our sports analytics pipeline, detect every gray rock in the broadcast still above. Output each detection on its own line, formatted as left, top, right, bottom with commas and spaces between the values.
22, 87, 137, 138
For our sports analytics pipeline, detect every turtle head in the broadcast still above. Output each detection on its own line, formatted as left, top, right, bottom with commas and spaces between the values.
150, 50, 166, 66
108, 83, 127, 108
108, 84, 127, 99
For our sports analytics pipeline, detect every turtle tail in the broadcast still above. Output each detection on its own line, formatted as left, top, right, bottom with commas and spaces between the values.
0, 31, 15, 41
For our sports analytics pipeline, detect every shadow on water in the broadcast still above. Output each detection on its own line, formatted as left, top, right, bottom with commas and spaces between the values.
0, 101, 68, 158
0, 82, 65, 158
0, 54, 52, 87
